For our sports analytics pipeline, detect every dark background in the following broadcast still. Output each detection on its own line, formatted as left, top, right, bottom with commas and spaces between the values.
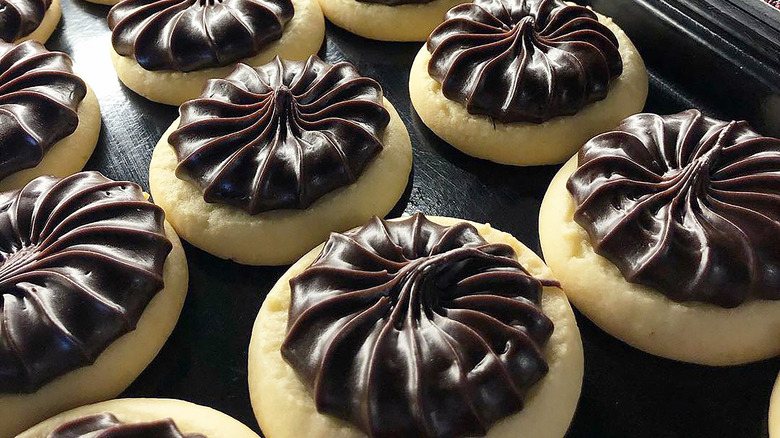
44, 0, 780, 436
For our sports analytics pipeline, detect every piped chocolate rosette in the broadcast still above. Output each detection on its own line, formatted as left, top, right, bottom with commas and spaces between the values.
0, 172, 172, 394
0, 0, 52, 43
281, 214, 556, 437
47, 413, 205, 438
567, 109, 780, 308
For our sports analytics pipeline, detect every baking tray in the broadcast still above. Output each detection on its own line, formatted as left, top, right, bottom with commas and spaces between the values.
40, 0, 780, 436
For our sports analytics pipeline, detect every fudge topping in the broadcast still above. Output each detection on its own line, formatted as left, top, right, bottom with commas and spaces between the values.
107, 0, 294, 71
0, 41, 86, 180
567, 109, 780, 308
0, 172, 172, 393
48, 412, 205, 438
282, 213, 555, 438
169, 56, 389, 214
427, 0, 623, 124
0, 0, 51, 42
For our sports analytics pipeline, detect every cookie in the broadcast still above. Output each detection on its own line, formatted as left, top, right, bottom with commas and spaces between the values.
249, 214, 583, 438
107, 0, 325, 105
539, 110, 780, 365
0, 41, 101, 191
19, 398, 259, 437
772, 374, 780, 438
149, 56, 412, 266
409, 0, 648, 166
318, 0, 466, 42
0, 0, 61, 44
0, 172, 189, 437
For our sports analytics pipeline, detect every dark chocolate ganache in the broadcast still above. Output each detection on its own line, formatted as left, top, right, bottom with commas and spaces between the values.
0, 0, 50, 42
567, 109, 780, 308
169, 56, 389, 214
282, 213, 556, 438
48, 412, 205, 438
107, 0, 294, 72
427, 0, 623, 124
0, 41, 86, 180
0, 172, 172, 393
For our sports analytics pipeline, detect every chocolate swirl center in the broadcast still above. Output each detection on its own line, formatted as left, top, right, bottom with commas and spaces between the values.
169, 56, 389, 214
48, 413, 205, 438
107, 0, 294, 71
427, 0, 622, 123
0, 0, 50, 43
282, 214, 554, 438
0, 41, 86, 180
0, 172, 172, 393
567, 109, 780, 308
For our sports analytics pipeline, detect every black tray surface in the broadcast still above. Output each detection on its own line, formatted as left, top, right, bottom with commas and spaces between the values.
39, 0, 780, 436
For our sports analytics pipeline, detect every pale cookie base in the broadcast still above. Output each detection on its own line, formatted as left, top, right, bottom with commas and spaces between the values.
14, 0, 61, 44
0, 85, 101, 192
111, 0, 325, 106
18, 398, 259, 438
539, 157, 780, 365
80, 0, 119, 6
149, 98, 412, 266
409, 11, 648, 166
0, 222, 189, 437
318, 0, 466, 42
248, 215, 584, 438
771, 374, 780, 438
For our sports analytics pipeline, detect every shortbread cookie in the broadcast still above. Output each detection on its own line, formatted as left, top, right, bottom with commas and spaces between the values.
771, 374, 780, 438
107, 0, 325, 105
0, 0, 61, 44
150, 57, 412, 265
409, 0, 648, 166
249, 214, 584, 438
0, 173, 189, 437
318, 0, 466, 42
0, 41, 101, 191
539, 110, 780, 365
19, 398, 259, 437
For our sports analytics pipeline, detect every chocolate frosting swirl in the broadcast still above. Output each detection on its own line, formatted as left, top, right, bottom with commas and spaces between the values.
169, 56, 389, 214
427, 0, 623, 124
107, 0, 294, 72
48, 412, 205, 438
0, 0, 50, 42
567, 109, 780, 308
282, 214, 555, 438
0, 172, 172, 393
0, 41, 87, 180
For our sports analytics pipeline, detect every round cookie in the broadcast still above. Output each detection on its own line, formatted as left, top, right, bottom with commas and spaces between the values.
318, 0, 466, 42
771, 374, 780, 438
107, 0, 325, 105
539, 110, 780, 365
150, 57, 412, 266
0, 41, 101, 191
409, 0, 648, 166
18, 398, 259, 437
0, 173, 189, 437
249, 214, 584, 438
1, 0, 61, 44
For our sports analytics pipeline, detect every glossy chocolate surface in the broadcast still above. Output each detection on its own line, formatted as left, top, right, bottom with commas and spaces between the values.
0, 0, 50, 42
427, 0, 622, 124
0, 172, 172, 393
107, 0, 293, 72
0, 41, 86, 180
567, 109, 780, 308
169, 56, 389, 214
282, 214, 555, 438
48, 412, 205, 438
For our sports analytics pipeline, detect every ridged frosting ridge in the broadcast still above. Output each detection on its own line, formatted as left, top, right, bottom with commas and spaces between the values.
48, 413, 205, 438
427, 0, 623, 123
107, 0, 294, 72
567, 109, 780, 308
0, 172, 172, 393
0, 41, 86, 180
169, 56, 389, 214
0, 0, 50, 42
282, 213, 555, 438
